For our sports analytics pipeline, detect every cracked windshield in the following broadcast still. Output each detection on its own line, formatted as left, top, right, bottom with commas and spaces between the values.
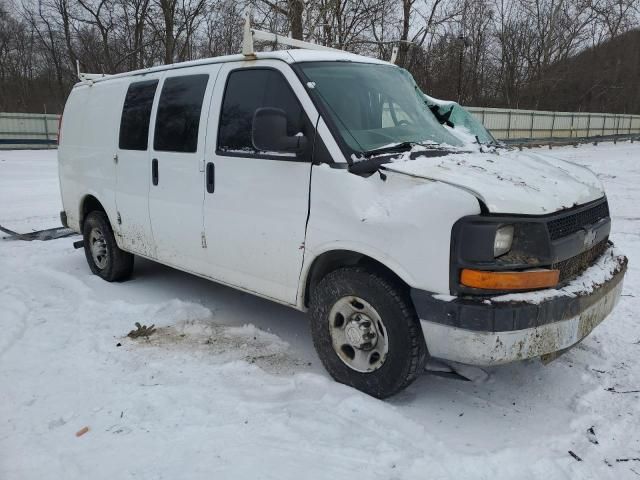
299, 62, 464, 154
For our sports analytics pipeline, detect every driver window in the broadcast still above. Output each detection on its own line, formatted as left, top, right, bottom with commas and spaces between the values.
217, 68, 307, 156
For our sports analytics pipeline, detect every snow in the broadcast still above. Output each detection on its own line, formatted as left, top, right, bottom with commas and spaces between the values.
423, 93, 456, 108
443, 123, 479, 145
491, 245, 626, 304
433, 293, 457, 302
1, 143, 640, 479
385, 145, 606, 215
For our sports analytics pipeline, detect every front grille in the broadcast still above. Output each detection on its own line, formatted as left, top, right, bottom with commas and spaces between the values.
547, 201, 609, 240
553, 239, 609, 283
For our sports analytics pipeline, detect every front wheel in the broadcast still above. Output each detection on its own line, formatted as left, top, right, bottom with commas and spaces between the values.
309, 267, 426, 398
82, 211, 134, 282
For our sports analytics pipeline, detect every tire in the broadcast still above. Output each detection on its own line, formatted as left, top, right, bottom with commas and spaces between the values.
82, 211, 134, 282
309, 266, 427, 398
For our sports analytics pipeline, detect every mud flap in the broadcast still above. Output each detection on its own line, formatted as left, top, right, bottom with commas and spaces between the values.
0, 224, 76, 241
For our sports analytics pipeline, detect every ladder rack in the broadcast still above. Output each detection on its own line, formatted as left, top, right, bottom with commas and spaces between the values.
76, 60, 111, 85
242, 13, 343, 57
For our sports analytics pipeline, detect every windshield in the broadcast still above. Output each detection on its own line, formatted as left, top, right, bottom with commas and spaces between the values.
424, 94, 496, 145
297, 62, 464, 154
449, 104, 496, 144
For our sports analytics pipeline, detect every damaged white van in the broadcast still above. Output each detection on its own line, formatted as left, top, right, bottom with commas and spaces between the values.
58, 32, 627, 398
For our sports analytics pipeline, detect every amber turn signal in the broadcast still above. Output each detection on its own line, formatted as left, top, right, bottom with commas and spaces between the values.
460, 268, 560, 290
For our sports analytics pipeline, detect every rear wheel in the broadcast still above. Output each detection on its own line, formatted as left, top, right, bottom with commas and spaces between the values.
309, 267, 426, 398
82, 211, 133, 282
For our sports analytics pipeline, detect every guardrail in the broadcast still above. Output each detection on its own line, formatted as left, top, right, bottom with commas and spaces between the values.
1, 108, 639, 149
0, 113, 60, 149
466, 107, 640, 141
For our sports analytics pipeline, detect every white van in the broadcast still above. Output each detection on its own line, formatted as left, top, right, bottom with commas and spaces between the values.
58, 46, 627, 398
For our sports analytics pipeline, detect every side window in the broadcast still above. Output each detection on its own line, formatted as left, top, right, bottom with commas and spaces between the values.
154, 74, 209, 153
218, 69, 306, 155
119, 80, 158, 150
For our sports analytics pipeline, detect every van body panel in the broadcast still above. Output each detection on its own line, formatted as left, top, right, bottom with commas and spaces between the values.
385, 149, 605, 215
68, 50, 389, 88
115, 73, 163, 258
59, 79, 128, 233
202, 60, 320, 304
300, 168, 482, 305
147, 65, 221, 273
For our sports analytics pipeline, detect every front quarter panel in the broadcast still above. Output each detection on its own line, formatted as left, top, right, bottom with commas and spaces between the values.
303, 166, 481, 300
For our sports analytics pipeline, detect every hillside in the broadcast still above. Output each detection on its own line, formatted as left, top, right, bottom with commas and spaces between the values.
521, 29, 640, 114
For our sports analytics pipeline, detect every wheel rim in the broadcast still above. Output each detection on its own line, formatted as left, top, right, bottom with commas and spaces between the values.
328, 296, 389, 373
89, 227, 108, 269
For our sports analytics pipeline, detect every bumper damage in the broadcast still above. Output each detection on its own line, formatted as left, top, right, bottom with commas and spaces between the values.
412, 246, 628, 366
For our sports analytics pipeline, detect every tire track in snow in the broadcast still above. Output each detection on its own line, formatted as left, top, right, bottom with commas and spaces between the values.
0, 287, 28, 358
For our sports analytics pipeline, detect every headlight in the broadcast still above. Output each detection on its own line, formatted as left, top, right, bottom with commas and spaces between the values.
451, 216, 551, 295
494, 225, 514, 257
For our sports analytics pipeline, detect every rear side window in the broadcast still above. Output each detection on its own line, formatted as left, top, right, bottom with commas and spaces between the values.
154, 74, 209, 153
218, 69, 305, 154
119, 80, 158, 150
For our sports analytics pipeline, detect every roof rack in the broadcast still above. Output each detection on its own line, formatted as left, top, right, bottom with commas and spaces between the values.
242, 12, 343, 57
241, 14, 407, 65
76, 60, 111, 85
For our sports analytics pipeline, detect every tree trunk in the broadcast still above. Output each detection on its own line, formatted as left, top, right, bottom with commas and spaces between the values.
159, 0, 176, 64
288, 0, 304, 39
397, 0, 412, 66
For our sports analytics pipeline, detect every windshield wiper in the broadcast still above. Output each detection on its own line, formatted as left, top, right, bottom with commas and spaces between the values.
351, 142, 424, 176
352, 141, 458, 175
363, 141, 441, 157
349, 157, 390, 175
474, 135, 505, 150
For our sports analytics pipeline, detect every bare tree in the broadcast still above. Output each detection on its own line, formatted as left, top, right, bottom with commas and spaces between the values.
1, 0, 639, 113
591, 0, 640, 39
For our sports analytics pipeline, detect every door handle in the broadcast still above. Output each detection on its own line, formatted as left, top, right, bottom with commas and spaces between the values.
152, 158, 158, 186
206, 162, 215, 193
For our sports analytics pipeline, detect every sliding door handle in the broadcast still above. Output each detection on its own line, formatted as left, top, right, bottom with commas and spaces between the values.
152, 158, 158, 186
206, 162, 215, 193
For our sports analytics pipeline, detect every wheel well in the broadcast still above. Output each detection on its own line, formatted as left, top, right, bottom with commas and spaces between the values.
80, 195, 106, 230
303, 250, 409, 307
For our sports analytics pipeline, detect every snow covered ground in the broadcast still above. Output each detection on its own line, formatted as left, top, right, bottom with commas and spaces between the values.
1, 143, 639, 479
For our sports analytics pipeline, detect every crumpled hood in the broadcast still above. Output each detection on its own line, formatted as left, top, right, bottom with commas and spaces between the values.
383, 148, 605, 215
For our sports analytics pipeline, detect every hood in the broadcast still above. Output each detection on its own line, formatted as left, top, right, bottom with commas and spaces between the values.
383, 148, 605, 215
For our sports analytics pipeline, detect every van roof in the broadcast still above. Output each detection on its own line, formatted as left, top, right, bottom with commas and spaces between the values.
77, 49, 392, 86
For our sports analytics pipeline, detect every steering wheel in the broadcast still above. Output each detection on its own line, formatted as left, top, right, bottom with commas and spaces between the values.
397, 120, 410, 127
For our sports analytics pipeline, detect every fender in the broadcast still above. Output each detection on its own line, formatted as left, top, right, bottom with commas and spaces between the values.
77, 192, 124, 249
297, 242, 420, 309
303, 166, 482, 304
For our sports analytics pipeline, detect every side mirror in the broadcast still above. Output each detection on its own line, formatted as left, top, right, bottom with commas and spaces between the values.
251, 107, 308, 155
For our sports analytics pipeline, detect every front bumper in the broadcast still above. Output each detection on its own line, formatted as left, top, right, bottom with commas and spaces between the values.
411, 248, 628, 366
